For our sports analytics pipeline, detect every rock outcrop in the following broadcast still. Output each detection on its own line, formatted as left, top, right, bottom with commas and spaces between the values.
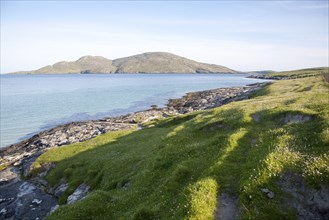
0, 168, 57, 220
166, 83, 266, 114
67, 183, 90, 205
279, 172, 329, 220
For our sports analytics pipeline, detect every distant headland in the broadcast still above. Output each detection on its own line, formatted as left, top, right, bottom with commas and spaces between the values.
9, 52, 238, 74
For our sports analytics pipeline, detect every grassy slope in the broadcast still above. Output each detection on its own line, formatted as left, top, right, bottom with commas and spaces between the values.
32, 76, 329, 219
268, 67, 329, 78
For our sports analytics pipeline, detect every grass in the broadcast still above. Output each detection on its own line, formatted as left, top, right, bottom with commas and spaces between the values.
267, 67, 329, 78
0, 164, 8, 172
31, 76, 329, 219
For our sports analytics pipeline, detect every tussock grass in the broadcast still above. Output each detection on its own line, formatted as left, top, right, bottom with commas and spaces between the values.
32, 76, 329, 219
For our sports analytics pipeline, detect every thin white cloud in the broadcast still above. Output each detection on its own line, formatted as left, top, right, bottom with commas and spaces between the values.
279, 1, 329, 10
300, 3, 329, 9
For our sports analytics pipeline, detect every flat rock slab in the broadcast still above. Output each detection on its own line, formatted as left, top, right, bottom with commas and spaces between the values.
282, 113, 312, 124
67, 183, 90, 205
0, 168, 19, 186
0, 169, 57, 220
215, 193, 239, 220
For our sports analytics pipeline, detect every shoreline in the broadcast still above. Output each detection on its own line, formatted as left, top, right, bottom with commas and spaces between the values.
0, 72, 256, 149
0, 81, 271, 219
0, 81, 271, 168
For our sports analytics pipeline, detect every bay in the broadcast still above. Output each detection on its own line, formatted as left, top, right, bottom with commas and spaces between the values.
0, 74, 269, 148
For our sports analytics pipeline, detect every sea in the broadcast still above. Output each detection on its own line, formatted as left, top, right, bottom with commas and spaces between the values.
0, 74, 270, 148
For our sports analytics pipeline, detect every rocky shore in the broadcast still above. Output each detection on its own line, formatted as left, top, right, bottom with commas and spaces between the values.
0, 82, 270, 219
247, 75, 284, 80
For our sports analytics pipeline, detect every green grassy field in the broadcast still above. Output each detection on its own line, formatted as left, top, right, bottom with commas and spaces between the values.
32, 76, 329, 219
268, 67, 329, 78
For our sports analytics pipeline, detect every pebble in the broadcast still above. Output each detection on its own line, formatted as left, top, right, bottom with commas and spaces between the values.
0, 208, 6, 214
261, 188, 275, 199
267, 191, 275, 199
32, 199, 42, 205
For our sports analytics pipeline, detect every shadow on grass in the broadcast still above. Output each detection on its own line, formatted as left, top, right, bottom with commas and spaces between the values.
43, 105, 327, 219
249, 84, 272, 99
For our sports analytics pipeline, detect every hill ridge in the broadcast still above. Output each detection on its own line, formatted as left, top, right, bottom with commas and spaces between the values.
9, 52, 237, 74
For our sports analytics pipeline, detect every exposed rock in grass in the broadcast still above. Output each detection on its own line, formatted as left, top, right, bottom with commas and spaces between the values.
49, 204, 59, 214
279, 172, 329, 220
215, 193, 239, 220
250, 138, 257, 146
122, 181, 131, 189
67, 183, 90, 205
201, 121, 227, 132
252, 113, 261, 122
267, 191, 275, 199
282, 113, 313, 124
48, 179, 69, 198
261, 188, 275, 199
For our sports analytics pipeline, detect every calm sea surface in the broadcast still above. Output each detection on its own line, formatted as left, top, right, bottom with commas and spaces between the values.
0, 74, 269, 148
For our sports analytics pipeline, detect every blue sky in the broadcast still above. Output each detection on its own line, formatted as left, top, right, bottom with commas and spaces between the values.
1, 1, 328, 73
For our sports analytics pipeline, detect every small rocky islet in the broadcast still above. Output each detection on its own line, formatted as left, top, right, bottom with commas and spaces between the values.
0, 82, 269, 220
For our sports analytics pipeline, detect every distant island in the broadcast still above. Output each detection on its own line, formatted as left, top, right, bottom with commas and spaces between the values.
9, 52, 238, 74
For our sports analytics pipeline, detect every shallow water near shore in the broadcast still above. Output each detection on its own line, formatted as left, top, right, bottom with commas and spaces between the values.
0, 73, 269, 148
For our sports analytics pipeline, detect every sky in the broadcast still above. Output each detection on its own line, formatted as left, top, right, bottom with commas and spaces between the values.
1, 0, 328, 73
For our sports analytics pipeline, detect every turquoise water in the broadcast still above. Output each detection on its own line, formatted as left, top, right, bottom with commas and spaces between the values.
0, 74, 269, 148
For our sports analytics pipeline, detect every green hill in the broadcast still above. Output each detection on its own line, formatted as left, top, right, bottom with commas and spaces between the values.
10, 52, 237, 74
112, 52, 236, 74
247, 70, 275, 74
31, 76, 329, 219
268, 67, 329, 78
